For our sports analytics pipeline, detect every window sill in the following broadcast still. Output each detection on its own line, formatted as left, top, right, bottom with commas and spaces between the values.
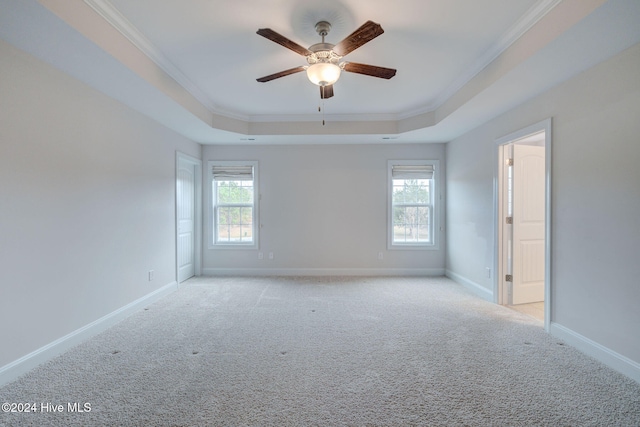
208, 243, 258, 250
388, 243, 439, 251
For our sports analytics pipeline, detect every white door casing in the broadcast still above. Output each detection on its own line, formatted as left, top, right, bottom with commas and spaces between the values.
176, 153, 201, 283
177, 159, 195, 282
511, 144, 545, 304
494, 118, 551, 329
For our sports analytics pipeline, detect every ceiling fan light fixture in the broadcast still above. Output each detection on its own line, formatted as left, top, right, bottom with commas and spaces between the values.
256, 20, 396, 98
306, 62, 341, 86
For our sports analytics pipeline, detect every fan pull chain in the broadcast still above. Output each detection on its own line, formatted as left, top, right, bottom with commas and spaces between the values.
319, 97, 326, 126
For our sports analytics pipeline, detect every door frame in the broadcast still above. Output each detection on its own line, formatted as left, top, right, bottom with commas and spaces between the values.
493, 118, 552, 331
176, 152, 202, 285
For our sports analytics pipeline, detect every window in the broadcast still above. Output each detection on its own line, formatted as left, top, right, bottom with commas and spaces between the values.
210, 161, 258, 248
388, 160, 438, 249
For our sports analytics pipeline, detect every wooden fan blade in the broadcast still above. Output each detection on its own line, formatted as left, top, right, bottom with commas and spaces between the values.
256, 66, 306, 83
333, 21, 384, 56
257, 28, 312, 56
343, 62, 396, 79
320, 84, 334, 99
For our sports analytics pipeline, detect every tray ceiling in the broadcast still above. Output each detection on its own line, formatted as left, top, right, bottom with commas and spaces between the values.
2, 0, 640, 144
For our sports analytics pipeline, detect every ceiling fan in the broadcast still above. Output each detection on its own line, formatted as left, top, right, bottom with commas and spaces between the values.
256, 20, 396, 99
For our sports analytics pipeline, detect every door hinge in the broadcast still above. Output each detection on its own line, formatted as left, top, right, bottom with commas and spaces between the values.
505, 216, 513, 224
505, 274, 513, 282
507, 158, 514, 166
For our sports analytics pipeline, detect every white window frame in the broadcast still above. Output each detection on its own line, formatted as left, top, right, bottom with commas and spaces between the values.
388, 159, 440, 250
209, 160, 259, 250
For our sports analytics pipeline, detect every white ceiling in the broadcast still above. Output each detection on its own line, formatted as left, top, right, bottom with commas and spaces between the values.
107, 0, 538, 118
1, 0, 640, 144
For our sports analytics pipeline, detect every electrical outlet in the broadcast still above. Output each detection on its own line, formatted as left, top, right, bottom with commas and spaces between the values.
269, 252, 274, 260
485, 267, 491, 279
148, 270, 154, 281
258, 252, 263, 260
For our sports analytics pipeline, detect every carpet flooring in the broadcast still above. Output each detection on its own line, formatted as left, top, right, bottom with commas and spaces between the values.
1, 276, 639, 426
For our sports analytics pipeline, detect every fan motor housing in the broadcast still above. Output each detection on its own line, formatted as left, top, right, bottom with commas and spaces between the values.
307, 44, 342, 66
309, 42, 335, 53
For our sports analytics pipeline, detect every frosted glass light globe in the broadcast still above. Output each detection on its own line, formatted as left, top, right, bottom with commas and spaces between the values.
306, 63, 341, 86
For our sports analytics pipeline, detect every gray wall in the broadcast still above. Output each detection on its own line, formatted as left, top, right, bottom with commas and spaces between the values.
0, 40, 201, 368
3, 26, 639, 383
202, 143, 446, 275
446, 42, 640, 364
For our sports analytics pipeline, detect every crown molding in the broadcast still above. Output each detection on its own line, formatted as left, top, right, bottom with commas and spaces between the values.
83, 0, 220, 113
427, 0, 562, 113
369, 0, 562, 122
248, 112, 399, 123
211, 107, 250, 123
83, 0, 560, 129
396, 103, 438, 121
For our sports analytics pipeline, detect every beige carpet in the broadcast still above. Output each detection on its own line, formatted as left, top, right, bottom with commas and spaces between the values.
1, 276, 638, 426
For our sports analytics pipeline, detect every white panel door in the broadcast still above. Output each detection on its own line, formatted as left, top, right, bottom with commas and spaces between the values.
512, 145, 545, 304
177, 158, 195, 283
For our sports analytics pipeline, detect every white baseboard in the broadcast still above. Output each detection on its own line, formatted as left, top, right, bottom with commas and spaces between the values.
202, 268, 445, 277
0, 281, 178, 387
549, 322, 640, 384
445, 269, 494, 302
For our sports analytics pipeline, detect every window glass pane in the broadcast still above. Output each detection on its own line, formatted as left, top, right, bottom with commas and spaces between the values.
393, 206, 405, 226
241, 207, 253, 225
417, 207, 430, 242
227, 225, 241, 241
417, 180, 429, 204
392, 179, 430, 204
241, 207, 253, 242
240, 224, 253, 242
392, 180, 406, 204
235, 181, 252, 203
216, 182, 230, 203
393, 206, 409, 243
217, 224, 230, 242
240, 186, 253, 203
217, 180, 253, 204
218, 207, 229, 225
405, 181, 418, 204
226, 207, 240, 225
393, 225, 407, 242
216, 206, 230, 242
406, 206, 418, 241
241, 184, 253, 203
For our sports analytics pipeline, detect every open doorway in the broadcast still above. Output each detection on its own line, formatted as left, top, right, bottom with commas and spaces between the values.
494, 119, 551, 330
